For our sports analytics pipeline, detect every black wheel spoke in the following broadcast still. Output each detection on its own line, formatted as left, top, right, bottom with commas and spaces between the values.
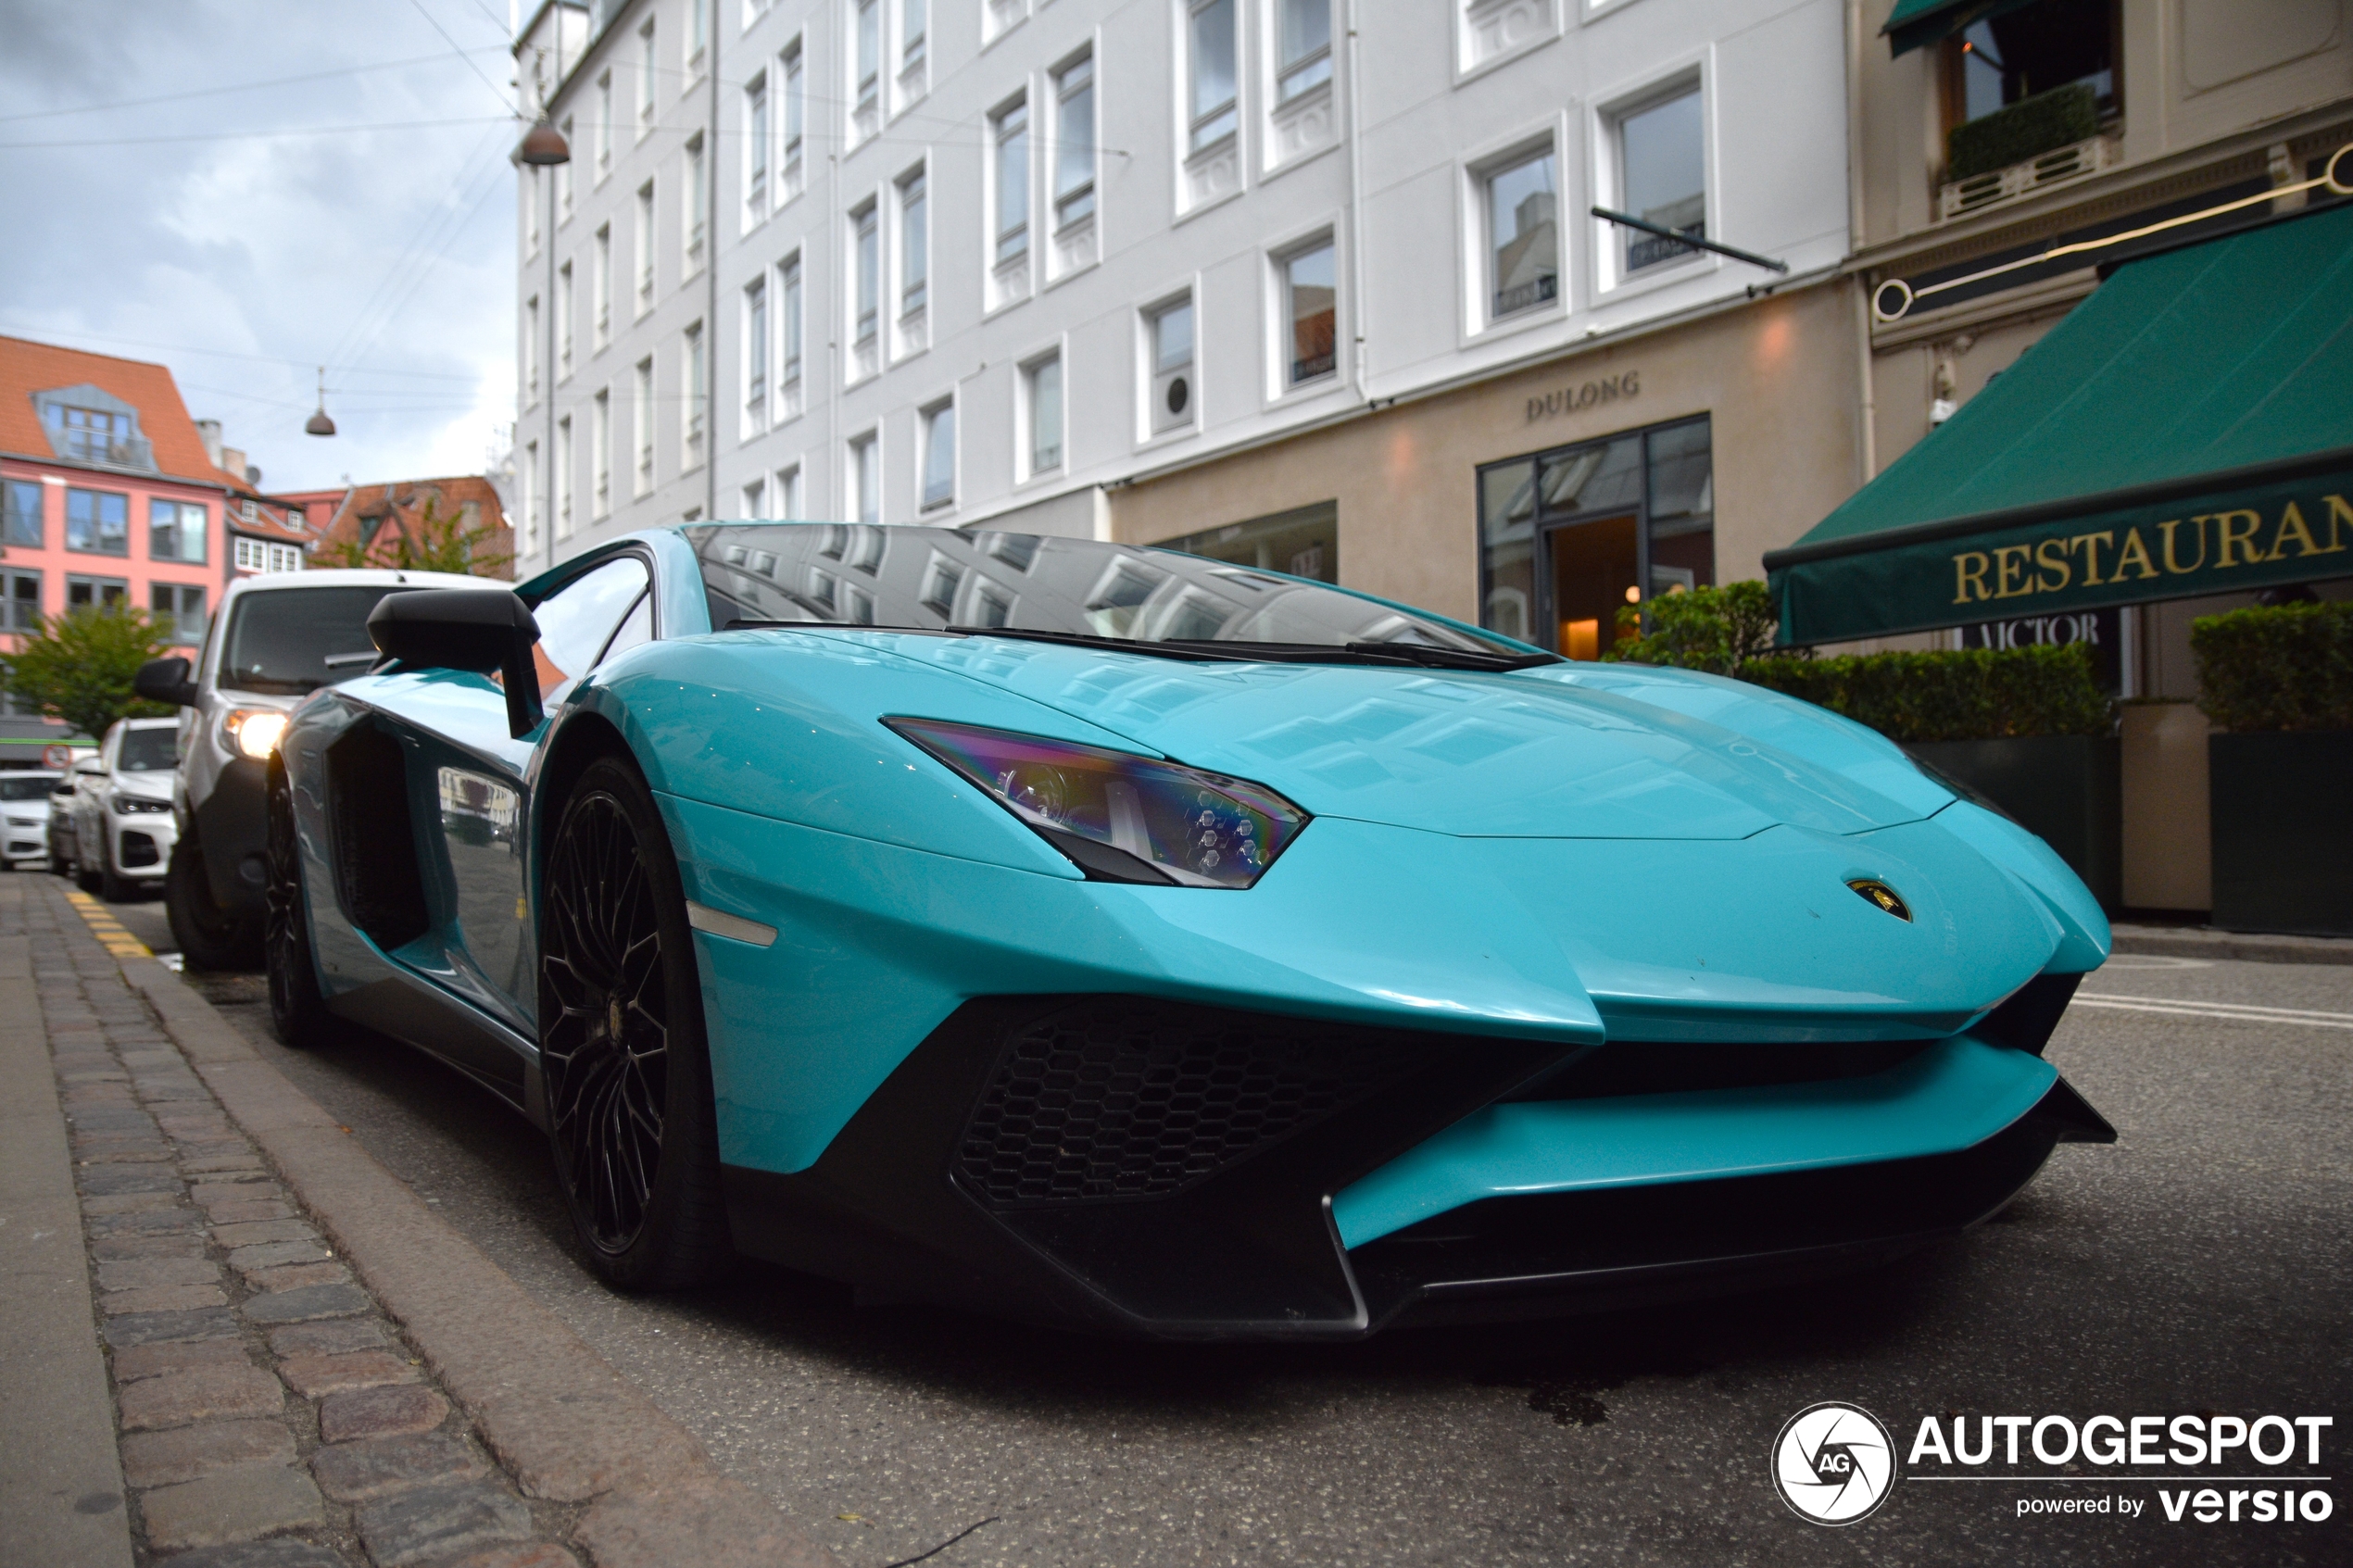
539, 788, 670, 1257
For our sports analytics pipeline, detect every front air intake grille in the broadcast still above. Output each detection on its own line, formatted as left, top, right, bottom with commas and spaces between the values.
956, 1000, 1424, 1206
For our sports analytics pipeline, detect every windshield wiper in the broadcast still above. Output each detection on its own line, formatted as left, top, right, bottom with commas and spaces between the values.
936, 627, 1557, 670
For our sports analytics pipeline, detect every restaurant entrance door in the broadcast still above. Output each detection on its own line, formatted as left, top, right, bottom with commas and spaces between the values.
1544, 513, 1639, 661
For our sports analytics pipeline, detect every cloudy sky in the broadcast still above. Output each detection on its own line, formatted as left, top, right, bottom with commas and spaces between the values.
1, 0, 524, 493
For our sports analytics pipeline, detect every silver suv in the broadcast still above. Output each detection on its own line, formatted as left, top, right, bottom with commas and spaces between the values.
135, 568, 505, 968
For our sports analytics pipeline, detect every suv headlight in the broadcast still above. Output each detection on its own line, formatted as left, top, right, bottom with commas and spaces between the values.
220, 708, 290, 759
108, 792, 170, 815
887, 717, 1308, 888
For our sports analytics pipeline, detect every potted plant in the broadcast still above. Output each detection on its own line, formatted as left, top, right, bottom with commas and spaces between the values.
1614, 583, 2120, 909
2192, 599, 2353, 936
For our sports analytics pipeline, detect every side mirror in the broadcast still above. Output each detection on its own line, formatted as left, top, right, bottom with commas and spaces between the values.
368, 589, 546, 739
134, 656, 198, 707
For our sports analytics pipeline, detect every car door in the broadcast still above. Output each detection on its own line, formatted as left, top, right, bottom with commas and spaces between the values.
72, 737, 115, 863
354, 554, 657, 1039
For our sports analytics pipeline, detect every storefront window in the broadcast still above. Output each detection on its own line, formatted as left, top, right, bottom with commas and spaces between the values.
1476, 415, 1713, 658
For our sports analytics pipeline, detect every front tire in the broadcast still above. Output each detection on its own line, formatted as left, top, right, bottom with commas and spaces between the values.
263, 759, 333, 1048
538, 755, 730, 1290
168, 831, 263, 971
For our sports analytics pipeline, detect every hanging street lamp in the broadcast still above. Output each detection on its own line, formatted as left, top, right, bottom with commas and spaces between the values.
305, 366, 335, 437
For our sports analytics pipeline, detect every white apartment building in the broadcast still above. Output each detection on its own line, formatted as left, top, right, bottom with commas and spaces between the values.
518, 0, 1858, 647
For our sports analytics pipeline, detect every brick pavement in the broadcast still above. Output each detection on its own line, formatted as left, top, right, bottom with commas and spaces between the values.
24, 877, 589, 1568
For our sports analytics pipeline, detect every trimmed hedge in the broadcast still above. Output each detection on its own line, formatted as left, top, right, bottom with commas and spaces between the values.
1741, 643, 2114, 743
1948, 82, 2099, 182
2191, 599, 2353, 733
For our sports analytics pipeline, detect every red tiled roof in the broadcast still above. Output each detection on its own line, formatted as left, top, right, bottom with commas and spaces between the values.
0, 334, 227, 487
316, 475, 513, 578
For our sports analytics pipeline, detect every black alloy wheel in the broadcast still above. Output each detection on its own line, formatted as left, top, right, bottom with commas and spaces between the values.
263, 758, 332, 1047
539, 755, 728, 1289
168, 830, 264, 971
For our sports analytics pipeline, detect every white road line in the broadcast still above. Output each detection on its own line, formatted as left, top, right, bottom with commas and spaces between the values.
2072, 995, 2353, 1031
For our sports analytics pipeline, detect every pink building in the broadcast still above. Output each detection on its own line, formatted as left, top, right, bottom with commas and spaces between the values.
0, 335, 254, 755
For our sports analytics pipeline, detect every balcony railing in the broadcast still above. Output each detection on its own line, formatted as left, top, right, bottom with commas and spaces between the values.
51, 430, 156, 470
1940, 134, 2119, 220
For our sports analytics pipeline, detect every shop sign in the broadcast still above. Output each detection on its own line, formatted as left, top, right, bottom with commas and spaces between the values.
1527, 371, 1640, 423
1957, 607, 2121, 691
1770, 463, 2353, 645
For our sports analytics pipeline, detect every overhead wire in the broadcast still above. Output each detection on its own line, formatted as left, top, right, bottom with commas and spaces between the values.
0, 47, 510, 123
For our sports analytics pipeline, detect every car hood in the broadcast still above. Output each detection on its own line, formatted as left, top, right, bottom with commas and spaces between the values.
824, 632, 1953, 839
107, 771, 174, 801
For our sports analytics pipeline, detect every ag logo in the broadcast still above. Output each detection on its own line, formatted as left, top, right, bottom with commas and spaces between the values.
1772, 1402, 1897, 1525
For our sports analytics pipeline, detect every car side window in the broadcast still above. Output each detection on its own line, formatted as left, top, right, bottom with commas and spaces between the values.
528, 556, 652, 706
597, 592, 653, 667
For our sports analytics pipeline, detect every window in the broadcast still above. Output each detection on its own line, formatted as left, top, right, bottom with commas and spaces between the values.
920, 400, 955, 511
67, 576, 127, 611
1474, 416, 1713, 655
66, 488, 129, 555
2, 479, 42, 546
901, 0, 926, 77
742, 478, 766, 519
269, 543, 304, 573
528, 166, 543, 255
592, 392, 611, 516
638, 19, 657, 132
775, 464, 801, 520
1054, 54, 1095, 231
557, 416, 574, 538
1189, 0, 1238, 152
1488, 147, 1558, 318
595, 71, 612, 177
1944, 0, 2117, 173
634, 358, 655, 495
853, 202, 880, 348
849, 433, 879, 526
1281, 241, 1337, 386
780, 254, 803, 411
531, 556, 653, 705
782, 42, 805, 197
686, 134, 707, 272
1, 571, 38, 643
855, 0, 880, 121
234, 537, 269, 571
522, 439, 539, 553
151, 583, 205, 646
993, 97, 1029, 265
1026, 354, 1063, 472
559, 118, 575, 215
635, 181, 656, 313
525, 295, 541, 401
149, 499, 207, 563
1148, 296, 1194, 433
558, 261, 574, 376
46, 404, 136, 466
1617, 85, 1705, 273
745, 75, 770, 220
594, 224, 612, 343
899, 168, 927, 317
745, 279, 769, 432
690, 0, 708, 70
684, 323, 707, 470
1277, 0, 1331, 102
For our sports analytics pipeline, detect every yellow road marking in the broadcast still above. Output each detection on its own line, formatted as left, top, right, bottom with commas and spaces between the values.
62, 889, 153, 958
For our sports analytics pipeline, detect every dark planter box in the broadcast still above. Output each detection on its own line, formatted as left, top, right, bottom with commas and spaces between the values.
2208, 731, 2353, 936
1906, 735, 2122, 912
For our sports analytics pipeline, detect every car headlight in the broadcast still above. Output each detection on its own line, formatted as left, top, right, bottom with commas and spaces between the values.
220, 708, 290, 759
887, 717, 1308, 889
107, 792, 170, 815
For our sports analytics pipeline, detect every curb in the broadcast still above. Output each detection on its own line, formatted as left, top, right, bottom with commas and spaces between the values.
2110, 922, 2353, 966
78, 903, 837, 1567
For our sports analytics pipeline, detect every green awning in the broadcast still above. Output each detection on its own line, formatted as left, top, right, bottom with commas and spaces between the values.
1881, 0, 2045, 57
1767, 202, 2353, 646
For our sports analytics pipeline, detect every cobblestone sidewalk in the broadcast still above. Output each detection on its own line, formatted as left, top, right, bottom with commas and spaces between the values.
31, 880, 584, 1568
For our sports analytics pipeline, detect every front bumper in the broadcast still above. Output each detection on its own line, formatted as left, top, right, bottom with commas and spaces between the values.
4, 818, 49, 860
721, 993, 2111, 1340
109, 808, 177, 876
195, 757, 271, 914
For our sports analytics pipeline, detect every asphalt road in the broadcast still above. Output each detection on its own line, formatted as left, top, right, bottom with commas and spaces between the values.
93, 880, 2353, 1568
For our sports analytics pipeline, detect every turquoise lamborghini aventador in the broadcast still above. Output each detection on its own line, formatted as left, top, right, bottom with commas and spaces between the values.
263, 522, 2113, 1338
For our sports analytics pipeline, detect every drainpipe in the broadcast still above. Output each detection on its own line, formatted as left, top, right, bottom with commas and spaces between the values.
707, 10, 722, 521
1344, 0, 1370, 404
1846, 0, 1876, 484
544, 63, 560, 574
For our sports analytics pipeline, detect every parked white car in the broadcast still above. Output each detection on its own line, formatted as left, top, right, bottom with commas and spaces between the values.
57, 718, 181, 900
1, 770, 63, 867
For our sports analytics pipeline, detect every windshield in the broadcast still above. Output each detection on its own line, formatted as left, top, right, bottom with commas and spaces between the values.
220, 585, 415, 694
685, 525, 1547, 663
0, 776, 57, 801
118, 728, 177, 772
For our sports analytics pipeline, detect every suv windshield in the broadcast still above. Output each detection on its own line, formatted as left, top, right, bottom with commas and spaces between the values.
220, 585, 413, 695
118, 729, 177, 772
0, 776, 57, 802
686, 524, 1548, 664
